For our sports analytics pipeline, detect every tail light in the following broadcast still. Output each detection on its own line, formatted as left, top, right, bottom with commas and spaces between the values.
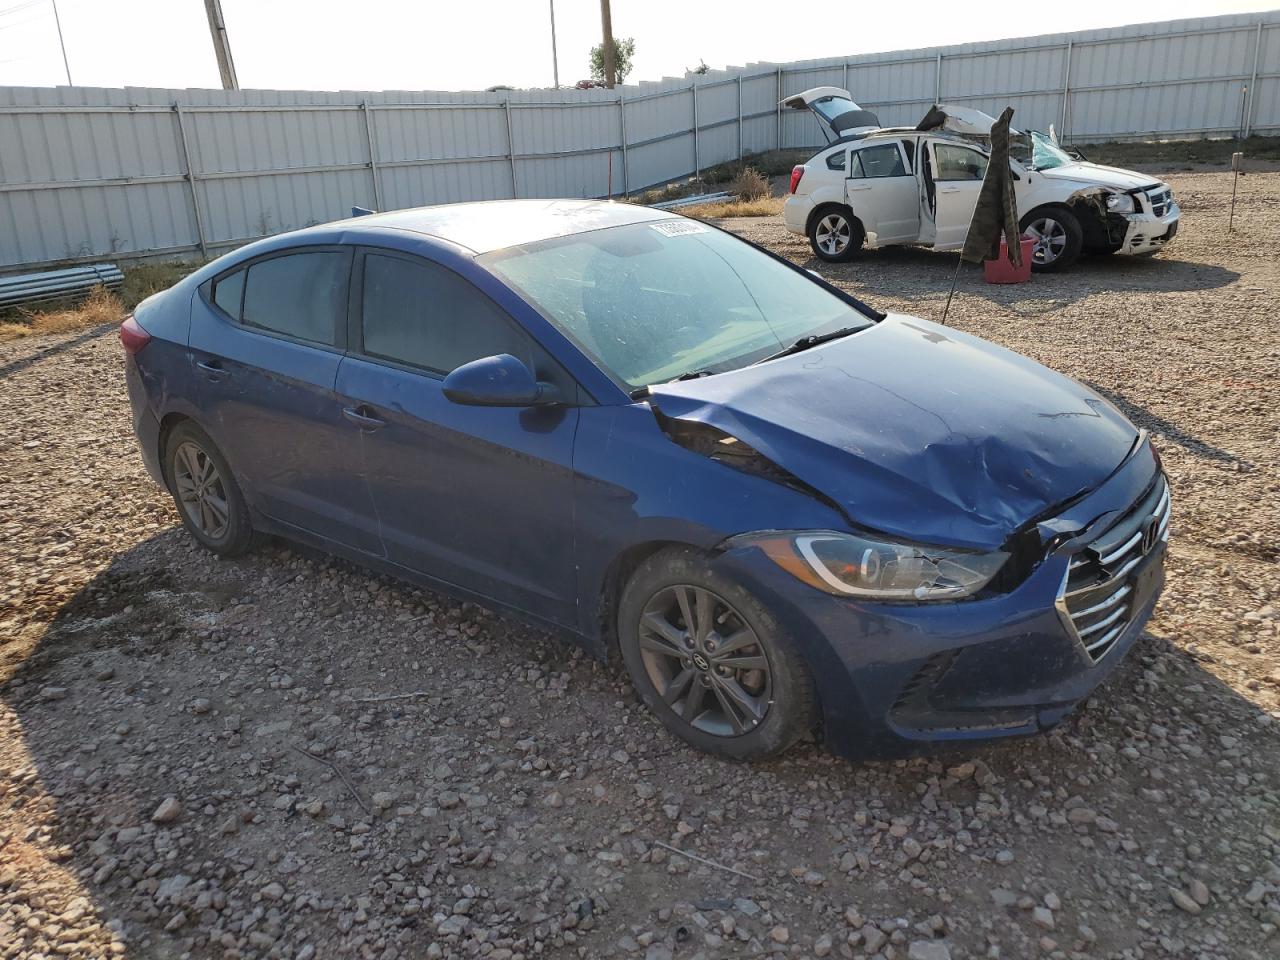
119, 314, 151, 355
789, 165, 805, 194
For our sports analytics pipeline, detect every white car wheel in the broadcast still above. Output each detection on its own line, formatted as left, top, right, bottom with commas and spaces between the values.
815, 214, 852, 256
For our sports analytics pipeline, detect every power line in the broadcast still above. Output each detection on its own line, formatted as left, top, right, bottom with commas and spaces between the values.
0, 1, 45, 18
51, 0, 71, 84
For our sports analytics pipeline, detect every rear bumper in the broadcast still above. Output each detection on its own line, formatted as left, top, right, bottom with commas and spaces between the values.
782, 195, 810, 236
124, 354, 165, 488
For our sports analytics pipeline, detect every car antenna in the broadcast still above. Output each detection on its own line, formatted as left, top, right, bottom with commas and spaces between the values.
939, 258, 963, 326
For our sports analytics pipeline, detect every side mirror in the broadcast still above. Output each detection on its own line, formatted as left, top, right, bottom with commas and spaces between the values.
442, 354, 554, 407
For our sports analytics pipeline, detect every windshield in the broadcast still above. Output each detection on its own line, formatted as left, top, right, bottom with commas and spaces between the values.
481, 220, 874, 389
1011, 131, 1073, 171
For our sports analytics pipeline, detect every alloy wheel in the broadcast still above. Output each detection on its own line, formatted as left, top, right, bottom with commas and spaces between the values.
172, 440, 230, 540
637, 584, 773, 737
1026, 217, 1068, 265
814, 214, 852, 256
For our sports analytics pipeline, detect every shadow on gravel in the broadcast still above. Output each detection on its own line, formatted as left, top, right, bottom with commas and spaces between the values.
1086, 382, 1251, 468
0, 322, 116, 380
807, 246, 1241, 314
4, 526, 1279, 957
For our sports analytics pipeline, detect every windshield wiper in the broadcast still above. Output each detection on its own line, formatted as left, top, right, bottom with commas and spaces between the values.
672, 369, 714, 382
756, 326, 861, 364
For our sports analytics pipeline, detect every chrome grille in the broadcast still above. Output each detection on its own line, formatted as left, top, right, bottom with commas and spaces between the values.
1058, 476, 1170, 662
1144, 186, 1172, 218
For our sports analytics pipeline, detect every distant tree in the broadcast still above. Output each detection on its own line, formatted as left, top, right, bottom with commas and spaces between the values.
590, 37, 636, 85
690, 59, 709, 75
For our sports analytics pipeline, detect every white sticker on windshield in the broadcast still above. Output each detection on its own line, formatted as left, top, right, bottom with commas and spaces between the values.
650, 220, 708, 237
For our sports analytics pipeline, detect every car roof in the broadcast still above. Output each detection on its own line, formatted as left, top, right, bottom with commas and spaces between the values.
813, 126, 987, 157
327, 199, 675, 255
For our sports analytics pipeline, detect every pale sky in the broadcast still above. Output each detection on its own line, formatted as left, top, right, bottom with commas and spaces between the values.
0, 0, 1274, 91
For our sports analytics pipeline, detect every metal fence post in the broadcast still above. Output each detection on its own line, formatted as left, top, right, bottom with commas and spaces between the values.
691, 82, 700, 180
935, 54, 943, 103
172, 101, 208, 259
619, 89, 630, 196
1245, 21, 1263, 137
737, 74, 743, 160
776, 68, 783, 150
503, 99, 518, 198
1060, 41, 1073, 141
361, 101, 383, 210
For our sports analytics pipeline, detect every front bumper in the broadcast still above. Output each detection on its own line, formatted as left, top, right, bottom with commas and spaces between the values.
715, 447, 1167, 760
1119, 202, 1180, 255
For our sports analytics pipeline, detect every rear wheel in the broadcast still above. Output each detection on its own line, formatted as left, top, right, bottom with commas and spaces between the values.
618, 548, 817, 760
807, 205, 863, 263
164, 422, 257, 557
1021, 207, 1083, 272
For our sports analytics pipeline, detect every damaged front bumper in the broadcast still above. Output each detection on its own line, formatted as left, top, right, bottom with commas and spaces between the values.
715, 444, 1168, 760
1118, 202, 1181, 256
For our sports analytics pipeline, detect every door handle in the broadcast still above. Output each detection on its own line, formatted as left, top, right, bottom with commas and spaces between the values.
195, 359, 228, 382
937, 186, 962, 194
343, 405, 386, 430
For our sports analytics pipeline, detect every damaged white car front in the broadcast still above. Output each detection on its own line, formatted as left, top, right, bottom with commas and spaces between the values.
782, 91, 1181, 271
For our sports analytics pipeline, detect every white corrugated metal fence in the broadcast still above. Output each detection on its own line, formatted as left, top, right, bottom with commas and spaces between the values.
1, 10, 1276, 271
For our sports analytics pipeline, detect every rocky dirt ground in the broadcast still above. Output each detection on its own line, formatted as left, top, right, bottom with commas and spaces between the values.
1, 169, 1278, 960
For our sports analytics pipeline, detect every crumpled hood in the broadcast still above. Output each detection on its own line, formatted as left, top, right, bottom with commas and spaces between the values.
648, 315, 1139, 550
1036, 161, 1159, 192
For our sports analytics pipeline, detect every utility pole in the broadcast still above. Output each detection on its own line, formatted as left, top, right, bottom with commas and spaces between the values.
599, 0, 616, 88
50, 0, 72, 85
203, 0, 240, 91
549, 0, 559, 88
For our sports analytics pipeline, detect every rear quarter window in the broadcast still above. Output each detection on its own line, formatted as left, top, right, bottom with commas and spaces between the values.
211, 269, 245, 319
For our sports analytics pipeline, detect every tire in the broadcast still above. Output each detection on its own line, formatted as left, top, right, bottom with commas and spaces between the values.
1020, 207, 1083, 272
163, 421, 258, 557
806, 205, 863, 263
617, 547, 817, 760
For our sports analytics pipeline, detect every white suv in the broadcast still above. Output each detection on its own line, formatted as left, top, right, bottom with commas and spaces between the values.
780, 89, 1181, 272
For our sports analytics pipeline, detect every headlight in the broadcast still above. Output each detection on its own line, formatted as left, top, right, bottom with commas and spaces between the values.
1105, 192, 1135, 214
740, 531, 1007, 601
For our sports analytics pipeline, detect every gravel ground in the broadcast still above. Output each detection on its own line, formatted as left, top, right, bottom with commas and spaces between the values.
1, 168, 1278, 960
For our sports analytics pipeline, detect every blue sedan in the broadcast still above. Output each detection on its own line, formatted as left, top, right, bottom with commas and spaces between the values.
120, 200, 1169, 760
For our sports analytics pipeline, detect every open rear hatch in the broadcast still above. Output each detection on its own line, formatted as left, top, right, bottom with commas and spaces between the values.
780, 86, 881, 142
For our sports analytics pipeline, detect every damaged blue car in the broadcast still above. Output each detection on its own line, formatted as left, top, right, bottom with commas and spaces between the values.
121, 199, 1169, 760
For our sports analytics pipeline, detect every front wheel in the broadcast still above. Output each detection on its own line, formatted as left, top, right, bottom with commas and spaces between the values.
617, 548, 817, 760
807, 206, 863, 263
1021, 207, 1083, 272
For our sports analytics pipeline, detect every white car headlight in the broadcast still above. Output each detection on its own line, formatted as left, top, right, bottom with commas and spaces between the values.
1105, 192, 1136, 214
738, 531, 1008, 601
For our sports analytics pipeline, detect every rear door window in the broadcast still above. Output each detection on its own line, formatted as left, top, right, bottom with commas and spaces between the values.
241, 250, 350, 346
360, 253, 534, 375
848, 143, 908, 179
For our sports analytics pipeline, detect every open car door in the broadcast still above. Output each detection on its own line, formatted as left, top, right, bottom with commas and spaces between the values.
844, 140, 919, 245
924, 139, 990, 249
781, 87, 881, 143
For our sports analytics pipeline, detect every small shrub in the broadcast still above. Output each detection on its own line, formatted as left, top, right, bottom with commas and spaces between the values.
679, 196, 784, 219
731, 166, 770, 201
0, 286, 125, 341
